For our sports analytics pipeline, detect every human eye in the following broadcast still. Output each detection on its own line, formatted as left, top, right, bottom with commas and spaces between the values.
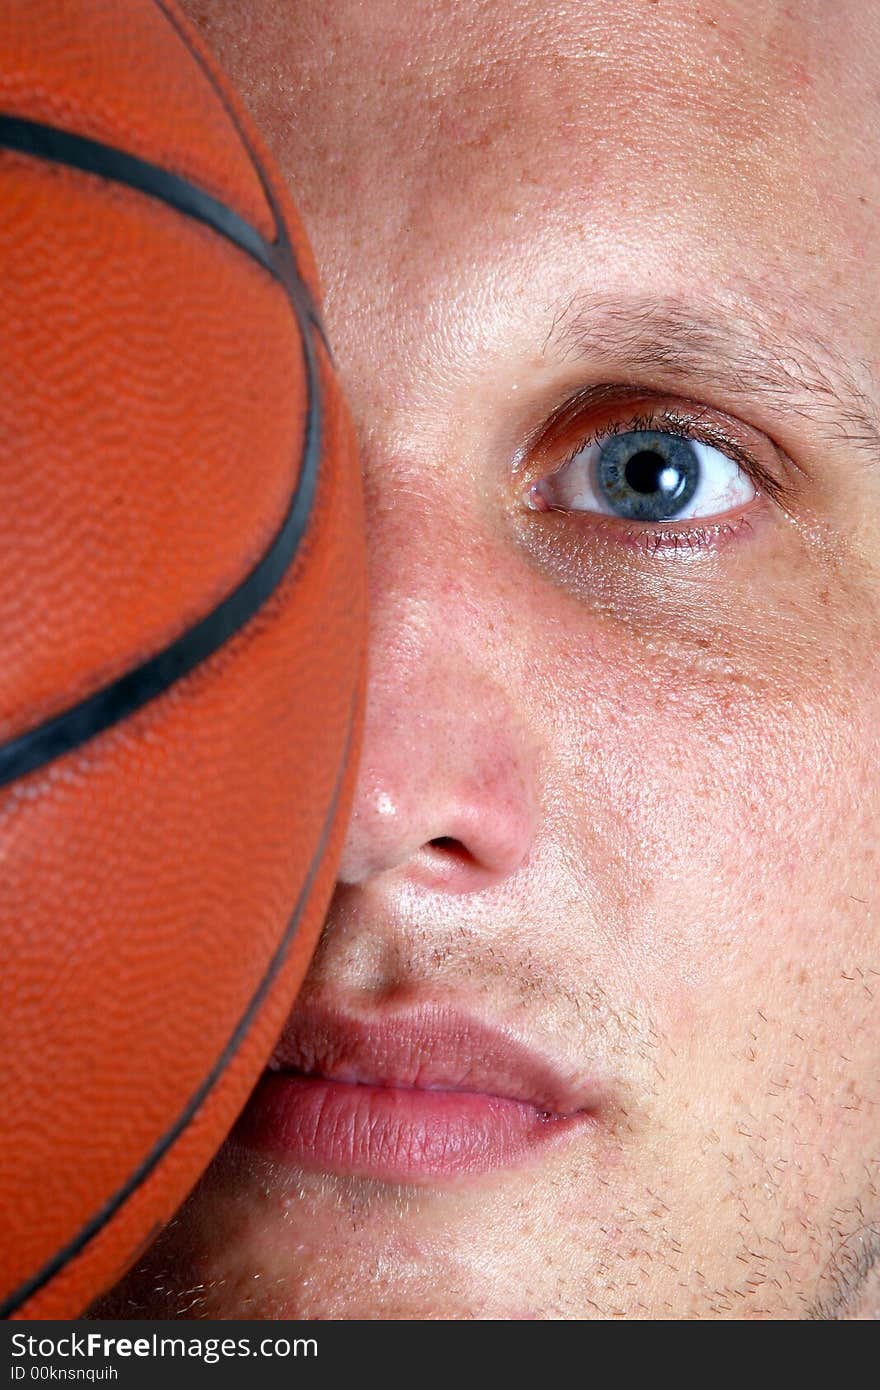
527, 426, 754, 522
518, 392, 790, 558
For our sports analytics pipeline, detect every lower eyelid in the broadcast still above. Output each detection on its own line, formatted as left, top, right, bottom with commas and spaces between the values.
616, 512, 760, 559
535, 499, 765, 561
517, 476, 771, 575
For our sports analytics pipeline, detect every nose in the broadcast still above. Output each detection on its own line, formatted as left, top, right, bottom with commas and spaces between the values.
336, 481, 540, 895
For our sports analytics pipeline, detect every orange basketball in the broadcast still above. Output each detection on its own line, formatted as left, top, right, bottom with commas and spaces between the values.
0, 0, 366, 1319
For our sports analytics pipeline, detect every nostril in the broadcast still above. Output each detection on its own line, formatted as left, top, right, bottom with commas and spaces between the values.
427, 836, 474, 863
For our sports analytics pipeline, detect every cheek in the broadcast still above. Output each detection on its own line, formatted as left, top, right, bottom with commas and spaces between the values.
539, 587, 880, 1010
539, 605, 880, 1260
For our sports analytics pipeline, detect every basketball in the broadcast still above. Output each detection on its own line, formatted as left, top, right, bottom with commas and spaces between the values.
0, 0, 366, 1319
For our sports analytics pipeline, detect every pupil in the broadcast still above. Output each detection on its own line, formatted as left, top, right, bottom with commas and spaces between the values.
624, 450, 671, 495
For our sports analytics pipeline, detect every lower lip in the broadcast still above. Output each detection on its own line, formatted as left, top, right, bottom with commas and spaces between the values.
233, 1073, 586, 1182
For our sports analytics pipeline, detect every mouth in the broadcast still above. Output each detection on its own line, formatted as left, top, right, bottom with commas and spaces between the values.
232, 998, 604, 1182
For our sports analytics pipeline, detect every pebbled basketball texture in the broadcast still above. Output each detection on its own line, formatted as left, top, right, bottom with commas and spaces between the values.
0, 0, 367, 1319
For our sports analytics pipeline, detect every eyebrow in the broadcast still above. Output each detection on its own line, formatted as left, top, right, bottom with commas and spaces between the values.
540, 292, 880, 469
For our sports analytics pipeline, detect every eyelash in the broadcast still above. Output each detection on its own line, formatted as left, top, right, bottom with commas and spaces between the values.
525, 398, 789, 558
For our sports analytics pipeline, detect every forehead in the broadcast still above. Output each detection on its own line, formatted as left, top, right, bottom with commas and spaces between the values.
199, 0, 880, 387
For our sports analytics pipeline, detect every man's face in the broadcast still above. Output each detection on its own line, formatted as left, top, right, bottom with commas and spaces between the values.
98, 0, 880, 1318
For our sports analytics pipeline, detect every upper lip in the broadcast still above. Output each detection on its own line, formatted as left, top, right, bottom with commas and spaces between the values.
267, 997, 603, 1117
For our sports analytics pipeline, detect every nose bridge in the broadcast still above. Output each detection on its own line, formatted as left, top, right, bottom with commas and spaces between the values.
337, 467, 541, 889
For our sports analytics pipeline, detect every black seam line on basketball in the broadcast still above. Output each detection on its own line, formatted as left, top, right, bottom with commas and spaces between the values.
0, 680, 361, 1319
0, 114, 334, 363
0, 114, 309, 304
0, 123, 323, 790
153, 0, 335, 365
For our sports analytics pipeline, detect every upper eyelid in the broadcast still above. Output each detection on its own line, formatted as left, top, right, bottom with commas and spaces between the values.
556, 411, 745, 466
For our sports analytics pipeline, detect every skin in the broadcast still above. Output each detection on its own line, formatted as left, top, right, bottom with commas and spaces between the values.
94, 0, 880, 1318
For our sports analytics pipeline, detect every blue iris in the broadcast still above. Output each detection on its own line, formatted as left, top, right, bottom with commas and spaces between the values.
597, 430, 700, 521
